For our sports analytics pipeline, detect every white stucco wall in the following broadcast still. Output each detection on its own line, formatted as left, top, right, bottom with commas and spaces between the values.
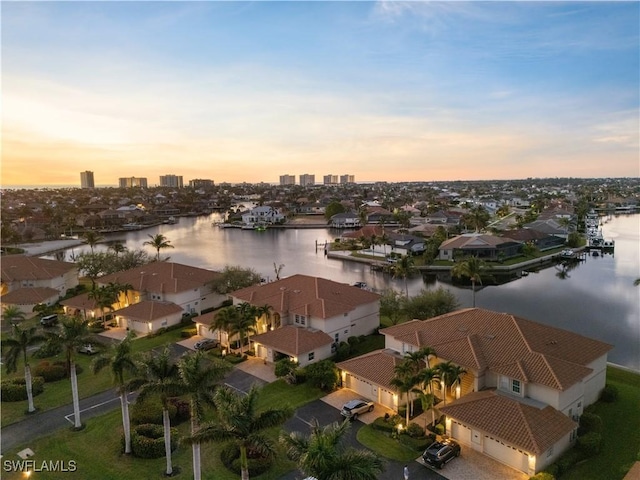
583, 355, 608, 406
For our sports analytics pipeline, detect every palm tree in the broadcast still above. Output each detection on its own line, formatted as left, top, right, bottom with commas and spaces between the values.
415, 367, 439, 426
91, 332, 141, 453
88, 285, 118, 328
137, 347, 181, 476
108, 241, 127, 257
280, 418, 385, 480
451, 256, 486, 307
82, 230, 103, 253
2, 305, 26, 327
434, 361, 467, 405
43, 316, 92, 428
143, 233, 174, 261
230, 303, 258, 353
634, 278, 640, 286
211, 306, 240, 351
390, 360, 417, 426
2, 324, 46, 412
273, 262, 285, 281
392, 255, 416, 297
189, 385, 292, 480
256, 304, 274, 332
178, 352, 231, 480
417, 346, 437, 369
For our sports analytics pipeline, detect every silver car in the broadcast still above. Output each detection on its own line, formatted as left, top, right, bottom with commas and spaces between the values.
340, 399, 374, 420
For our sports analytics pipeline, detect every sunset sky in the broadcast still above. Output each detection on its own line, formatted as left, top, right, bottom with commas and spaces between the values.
2, 1, 638, 187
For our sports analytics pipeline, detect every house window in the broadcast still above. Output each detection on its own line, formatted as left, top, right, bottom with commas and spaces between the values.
334, 333, 339, 342
294, 314, 306, 326
511, 379, 521, 394
308, 352, 315, 361
547, 446, 554, 458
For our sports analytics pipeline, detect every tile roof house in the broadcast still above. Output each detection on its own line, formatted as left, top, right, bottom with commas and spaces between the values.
1, 255, 79, 315
114, 300, 184, 335
438, 233, 521, 261
94, 262, 225, 334
224, 274, 380, 367
337, 308, 612, 476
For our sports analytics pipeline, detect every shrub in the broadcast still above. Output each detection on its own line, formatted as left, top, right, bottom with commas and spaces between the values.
169, 398, 190, 423
32, 342, 62, 359
578, 431, 603, 456
578, 411, 603, 436
406, 422, 425, 438
1, 376, 45, 402
347, 336, 359, 346
543, 463, 559, 477
181, 328, 197, 338
555, 448, 584, 475
333, 342, 351, 361
435, 423, 445, 435
399, 433, 433, 451
129, 423, 178, 459
220, 442, 273, 476
131, 398, 178, 425
33, 361, 67, 382
372, 417, 395, 433
599, 383, 619, 403
304, 360, 339, 392
529, 473, 555, 480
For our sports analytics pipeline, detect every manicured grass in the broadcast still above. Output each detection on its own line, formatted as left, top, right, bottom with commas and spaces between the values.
257, 378, 327, 410
357, 423, 419, 462
562, 367, 640, 480
1, 408, 297, 480
1, 328, 187, 427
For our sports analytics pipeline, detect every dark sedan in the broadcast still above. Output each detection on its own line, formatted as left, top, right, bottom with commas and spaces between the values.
422, 439, 461, 469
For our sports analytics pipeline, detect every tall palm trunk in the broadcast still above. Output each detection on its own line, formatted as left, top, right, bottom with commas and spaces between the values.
121, 390, 132, 454
471, 279, 476, 307
163, 407, 173, 475
191, 399, 201, 480
25, 363, 36, 413
240, 445, 249, 480
70, 362, 82, 428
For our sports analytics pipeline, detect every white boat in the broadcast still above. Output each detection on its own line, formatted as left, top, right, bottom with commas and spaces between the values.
602, 239, 615, 249
123, 223, 143, 230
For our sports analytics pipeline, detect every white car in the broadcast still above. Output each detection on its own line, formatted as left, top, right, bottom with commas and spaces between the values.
79, 344, 97, 355
340, 399, 374, 420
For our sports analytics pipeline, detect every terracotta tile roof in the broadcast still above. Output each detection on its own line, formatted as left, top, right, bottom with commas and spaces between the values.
195, 311, 216, 326
115, 300, 182, 321
342, 226, 385, 239
251, 325, 332, 356
59, 292, 99, 310
439, 390, 577, 455
231, 274, 380, 319
1, 255, 76, 281
380, 308, 612, 391
0, 287, 59, 305
336, 349, 406, 392
98, 262, 220, 295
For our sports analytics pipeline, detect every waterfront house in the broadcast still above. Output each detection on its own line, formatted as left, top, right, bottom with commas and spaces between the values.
438, 233, 521, 261
227, 274, 380, 366
1, 255, 79, 314
330, 211, 360, 229
114, 300, 184, 335
524, 219, 572, 240
241, 205, 285, 225
501, 228, 565, 251
97, 262, 225, 325
336, 308, 612, 476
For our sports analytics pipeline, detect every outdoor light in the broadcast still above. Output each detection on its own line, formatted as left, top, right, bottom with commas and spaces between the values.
455, 385, 461, 399
221, 348, 227, 357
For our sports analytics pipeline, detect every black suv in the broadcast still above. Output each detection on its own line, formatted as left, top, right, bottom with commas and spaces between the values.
422, 439, 461, 469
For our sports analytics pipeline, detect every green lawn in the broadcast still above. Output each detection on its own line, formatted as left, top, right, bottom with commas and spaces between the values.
1, 379, 325, 479
1, 328, 189, 427
562, 367, 640, 480
357, 424, 420, 462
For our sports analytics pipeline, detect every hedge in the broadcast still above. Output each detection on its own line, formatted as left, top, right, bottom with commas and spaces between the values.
32, 342, 62, 359
529, 473, 555, 480
219, 443, 273, 477
1, 376, 45, 402
599, 383, 619, 403
129, 423, 178, 459
578, 411, 602, 436
555, 448, 584, 475
577, 431, 603, 457
399, 433, 434, 452
131, 398, 178, 425
32, 361, 83, 382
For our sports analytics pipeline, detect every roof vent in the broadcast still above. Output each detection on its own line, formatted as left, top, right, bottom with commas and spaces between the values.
547, 340, 558, 345
484, 334, 496, 339
293, 289, 301, 293
458, 326, 468, 332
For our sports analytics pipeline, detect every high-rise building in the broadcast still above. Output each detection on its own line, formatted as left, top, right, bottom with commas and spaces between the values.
279, 174, 296, 186
80, 171, 95, 189
299, 174, 315, 187
189, 179, 215, 189
159, 174, 184, 188
323, 174, 338, 185
119, 177, 148, 188
340, 174, 355, 184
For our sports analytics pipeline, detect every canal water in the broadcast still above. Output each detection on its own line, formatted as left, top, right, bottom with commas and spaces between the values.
53, 214, 640, 371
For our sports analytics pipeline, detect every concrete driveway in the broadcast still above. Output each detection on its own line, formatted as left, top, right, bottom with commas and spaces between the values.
321, 388, 395, 424
417, 446, 528, 480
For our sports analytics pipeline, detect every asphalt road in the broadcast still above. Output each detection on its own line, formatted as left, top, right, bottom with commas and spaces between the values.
1, 360, 445, 480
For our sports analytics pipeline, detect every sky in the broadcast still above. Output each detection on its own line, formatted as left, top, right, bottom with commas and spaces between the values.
1, 1, 639, 187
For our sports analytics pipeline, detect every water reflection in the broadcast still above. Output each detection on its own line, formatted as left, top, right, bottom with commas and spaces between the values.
49, 214, 639, 370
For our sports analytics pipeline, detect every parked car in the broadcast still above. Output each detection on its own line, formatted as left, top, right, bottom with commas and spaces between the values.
40, 314, 58, 327
422, 439, 461, 469
78, 344, 97, 355
194, 338, 219, 351
340, 399, 374, 420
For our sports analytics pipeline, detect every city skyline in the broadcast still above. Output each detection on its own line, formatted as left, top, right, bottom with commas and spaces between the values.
2, 1, 638, 187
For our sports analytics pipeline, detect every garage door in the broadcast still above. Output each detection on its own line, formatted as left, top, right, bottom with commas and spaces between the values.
483, 435, 529, 473
379, 389, 395, 410
346, 374, 374, 400
450, 421, 471, 445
